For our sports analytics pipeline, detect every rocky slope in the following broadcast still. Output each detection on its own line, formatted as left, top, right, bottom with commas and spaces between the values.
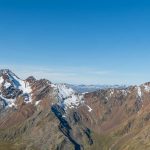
1, 69, 150, 150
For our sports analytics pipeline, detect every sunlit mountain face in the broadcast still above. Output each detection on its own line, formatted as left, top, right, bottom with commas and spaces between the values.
1, 69, 150, 150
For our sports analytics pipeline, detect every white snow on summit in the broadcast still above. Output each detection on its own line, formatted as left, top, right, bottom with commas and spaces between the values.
56, 84, 84, 110
6, 71, 32, 94
0, 70, 32, 107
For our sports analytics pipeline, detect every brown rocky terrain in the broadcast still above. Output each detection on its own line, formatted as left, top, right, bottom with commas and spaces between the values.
1, 69, 150, 150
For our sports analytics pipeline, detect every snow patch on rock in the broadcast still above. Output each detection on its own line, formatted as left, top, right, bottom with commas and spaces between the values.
109, 89, 114, 97
137, 86, 142, 98
0, 70, 32, 108
0, 76, 4, 85
144, 85, 150, 92
56, 84, 84, 111
121, 89, 128, 96
87, 105, 92, 112
0, 95, 16, 108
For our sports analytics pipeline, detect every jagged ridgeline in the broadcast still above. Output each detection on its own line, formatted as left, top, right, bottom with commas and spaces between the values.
1, 69, 150, 150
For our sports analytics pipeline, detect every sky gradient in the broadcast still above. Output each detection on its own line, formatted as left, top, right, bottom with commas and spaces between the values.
0, 0, 150, 85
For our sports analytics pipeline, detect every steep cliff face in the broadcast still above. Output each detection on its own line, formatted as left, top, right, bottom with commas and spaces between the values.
1, 69, 150, 150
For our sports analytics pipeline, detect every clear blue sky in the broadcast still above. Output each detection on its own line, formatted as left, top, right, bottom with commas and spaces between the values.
0, 0, 150, 85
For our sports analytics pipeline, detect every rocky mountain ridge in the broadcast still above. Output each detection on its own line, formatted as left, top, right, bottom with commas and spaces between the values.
1, 69, 150, 150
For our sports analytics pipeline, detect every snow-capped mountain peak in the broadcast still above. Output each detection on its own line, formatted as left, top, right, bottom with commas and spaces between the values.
0, 69, 32, 108
55, 83, 84, 111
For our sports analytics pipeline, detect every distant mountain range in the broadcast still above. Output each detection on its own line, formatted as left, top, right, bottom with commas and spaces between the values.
68, 84, 127, 93
0, 69, 150, 150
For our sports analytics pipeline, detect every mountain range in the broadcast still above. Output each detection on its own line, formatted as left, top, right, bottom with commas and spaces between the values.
68, 84, 127, 93
0, 69, 150, 150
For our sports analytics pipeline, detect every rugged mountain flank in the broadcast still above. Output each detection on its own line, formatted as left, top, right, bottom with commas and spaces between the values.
1, 69, 150, 150
0, 70, 92, 150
